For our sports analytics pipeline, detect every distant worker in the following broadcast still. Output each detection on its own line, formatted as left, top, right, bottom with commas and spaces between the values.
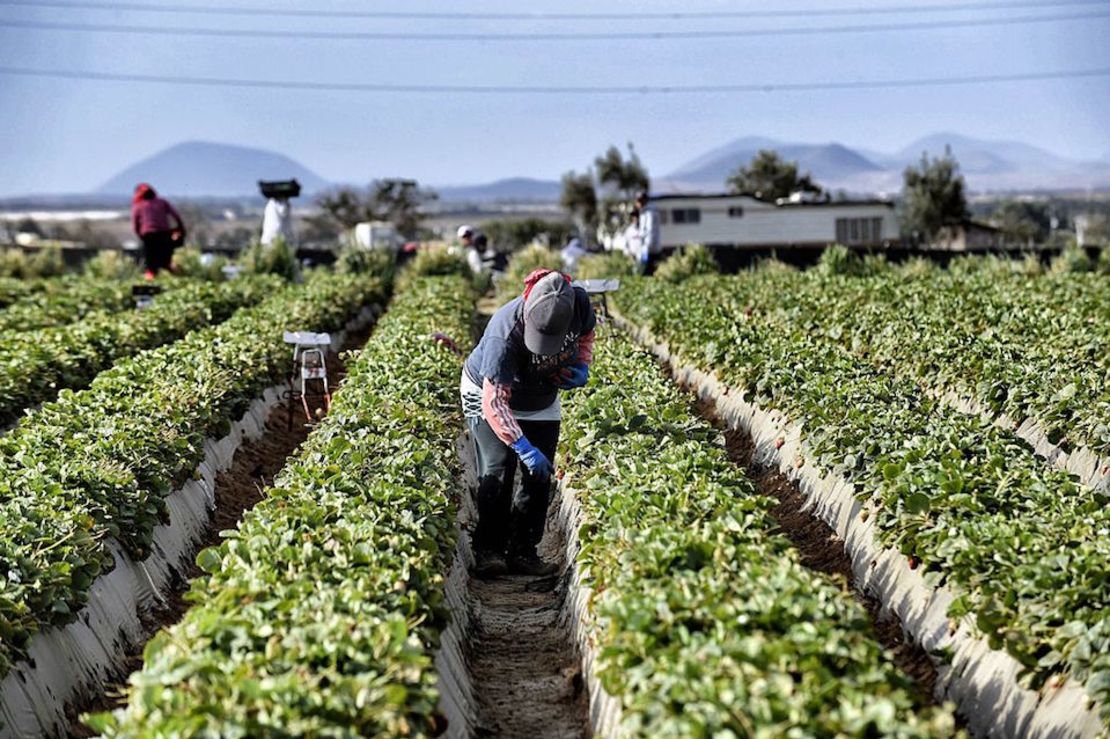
457, 224, 486, 275
260, 195, 294, 246
131, 182, 185, 278
622, 208, 643, 264
635, 190, 661, 274
461, 269, 597, 577
560, 235, 587, 274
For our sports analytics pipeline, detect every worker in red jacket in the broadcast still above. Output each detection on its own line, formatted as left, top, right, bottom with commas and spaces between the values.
131, 182, 186, 278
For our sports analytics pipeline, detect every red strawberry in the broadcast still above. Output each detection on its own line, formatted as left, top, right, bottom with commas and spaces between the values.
774, 437, 785, 450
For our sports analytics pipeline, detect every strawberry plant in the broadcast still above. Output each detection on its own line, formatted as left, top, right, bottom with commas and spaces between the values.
558, 323, 959, 736
90, 271, 474, 736
0, 270, 389, 677
613, 272, 1110, 725
0, 276, 279, 427
0, 275, 136, 333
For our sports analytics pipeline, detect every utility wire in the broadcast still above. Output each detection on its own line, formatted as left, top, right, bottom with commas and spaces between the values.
0, 0, 1107, 20
0, 65, 1106, 94
1, 10, 1107, 41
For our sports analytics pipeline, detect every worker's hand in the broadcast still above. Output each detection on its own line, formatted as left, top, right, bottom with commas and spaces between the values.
556, 361, 589, 390
510, 437, 554, 479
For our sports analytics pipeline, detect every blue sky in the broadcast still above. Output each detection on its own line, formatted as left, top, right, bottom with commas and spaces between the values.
0, 0, 1108, 196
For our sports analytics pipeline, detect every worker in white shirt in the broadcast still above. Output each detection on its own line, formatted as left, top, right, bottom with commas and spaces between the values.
457, 224, 487, 276
560, 236, 587, 274
635, 191, 661, 275
261, 196, 294, 246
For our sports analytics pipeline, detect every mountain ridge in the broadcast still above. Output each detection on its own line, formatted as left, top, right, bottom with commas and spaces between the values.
88, 135, 1110, 204
96, 141, 329, 197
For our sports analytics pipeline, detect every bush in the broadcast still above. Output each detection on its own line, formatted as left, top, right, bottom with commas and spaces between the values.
405, 244, 467, 278
83, 250, 141, 281
815, 244, 864, 277
0, 248, 30, 278
751, 257, 797, 275
1096, 245, 1110, 275
496, 244, 563, 301
240, 238, 298, 281
3, 245, 69, 279
480, 218, 575, 252
172, 246, 228, 281
1050, 245, 1092, 274
655, 243, 719, 284
577, 251, 638, 280
335, 246, 395, 282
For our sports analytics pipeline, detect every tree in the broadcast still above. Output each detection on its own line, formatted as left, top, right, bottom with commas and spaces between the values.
900, 147, 970, 241
560, 142, 651, 242
311, 178, 437, 239
368, 179, 437, 238
480, 218, 576, 251
726, 150, 822, 200
594, 143, 649, 200
992, 200, 1052, 246
560, 170, 599, 235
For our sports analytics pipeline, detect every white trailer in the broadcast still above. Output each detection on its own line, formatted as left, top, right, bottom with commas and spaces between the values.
606, 192, 900, 251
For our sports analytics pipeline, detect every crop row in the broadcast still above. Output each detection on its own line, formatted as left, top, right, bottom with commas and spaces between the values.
558, 322, 958, 736
747, 264, 1110, 458
0, 276, 279, 428
0, 277, 35, 309
0, 275, 139, 333
0, 270, 388, 678
612, 275, 1109, 723
91, 269, 474, 736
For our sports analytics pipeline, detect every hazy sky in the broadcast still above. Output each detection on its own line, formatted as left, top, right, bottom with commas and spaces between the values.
1, 0, 1108, 196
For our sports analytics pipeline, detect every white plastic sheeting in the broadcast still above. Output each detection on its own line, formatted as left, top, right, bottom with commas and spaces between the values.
434, 434, 480, 739
614, 313, 1104, 739
940, 391, 1110, 496
553, 476, 624, 738
0, 305, 379, 739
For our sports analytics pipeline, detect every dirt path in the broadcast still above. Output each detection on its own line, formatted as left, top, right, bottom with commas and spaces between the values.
67, 324, 375, 737
463, 508, 590, 738
691, 395, 944, 708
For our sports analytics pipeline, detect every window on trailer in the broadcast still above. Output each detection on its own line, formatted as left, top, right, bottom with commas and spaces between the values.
672, 208, 701, 224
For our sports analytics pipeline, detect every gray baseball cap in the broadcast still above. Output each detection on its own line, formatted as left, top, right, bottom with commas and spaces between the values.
523, 272, 574, 355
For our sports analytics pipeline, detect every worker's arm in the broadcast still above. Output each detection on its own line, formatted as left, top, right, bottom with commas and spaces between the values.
577, 330, 595, 365
131, 205, 141, 236
164, 200, 186, 234
481, 377, 523, 445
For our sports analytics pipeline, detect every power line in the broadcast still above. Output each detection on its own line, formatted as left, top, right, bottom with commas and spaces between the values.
0, 0, 1107, 20
1, 10, 1106, 41
0, 64, 1106, 94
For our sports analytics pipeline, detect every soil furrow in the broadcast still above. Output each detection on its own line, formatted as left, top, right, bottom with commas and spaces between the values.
690, 393, 944, 707
463, 506, 590, 738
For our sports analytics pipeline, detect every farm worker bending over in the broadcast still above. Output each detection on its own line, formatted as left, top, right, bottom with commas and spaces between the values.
260, 195, 294, 246
131, 182, 185, 278
460, 269, 596, 577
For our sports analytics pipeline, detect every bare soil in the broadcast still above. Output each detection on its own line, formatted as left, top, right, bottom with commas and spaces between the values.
691, 394, 943, 706
67, 323, 374, 737
464, 505, 591, 738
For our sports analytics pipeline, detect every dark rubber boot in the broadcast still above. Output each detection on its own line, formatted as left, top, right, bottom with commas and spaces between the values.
508, 548, 558, 577
473, 549, 509, 579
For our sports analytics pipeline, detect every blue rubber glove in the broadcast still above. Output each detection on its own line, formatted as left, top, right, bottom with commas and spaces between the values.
511, 436, 554, 479
556, 361, 589, 390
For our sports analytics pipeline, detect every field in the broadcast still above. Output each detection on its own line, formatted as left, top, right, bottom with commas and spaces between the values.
0, 248, 1106, 738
